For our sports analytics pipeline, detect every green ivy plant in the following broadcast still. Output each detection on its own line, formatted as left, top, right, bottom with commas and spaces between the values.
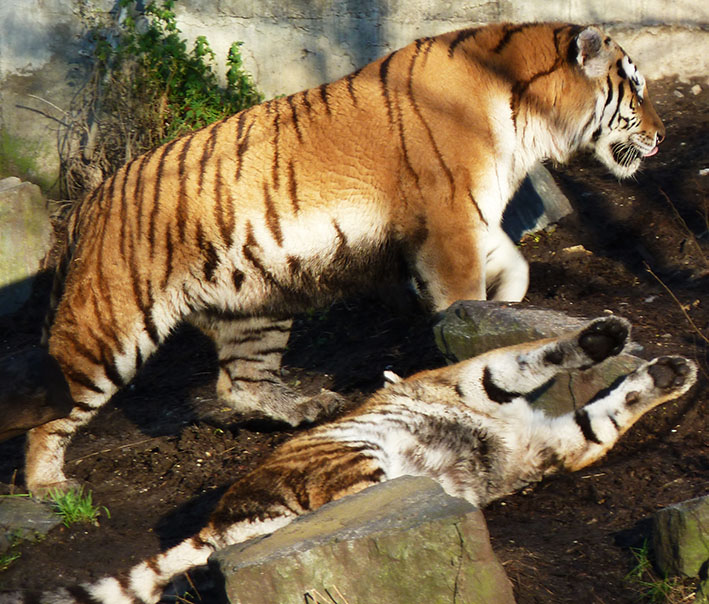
62, 0, 262, 199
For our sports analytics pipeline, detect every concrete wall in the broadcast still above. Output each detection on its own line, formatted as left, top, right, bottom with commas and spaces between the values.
1, 0, 708, 192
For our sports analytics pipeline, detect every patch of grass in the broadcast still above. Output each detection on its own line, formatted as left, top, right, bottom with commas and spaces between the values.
0, 549, 21, 572
625, 540, 699, 603
46, 487, 110, 528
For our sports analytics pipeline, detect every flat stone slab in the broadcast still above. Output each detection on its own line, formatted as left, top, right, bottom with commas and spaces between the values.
211, 476, 514, 604
653, 494, 709, 578
434, 300, 643, 416
0, 495, 61, 553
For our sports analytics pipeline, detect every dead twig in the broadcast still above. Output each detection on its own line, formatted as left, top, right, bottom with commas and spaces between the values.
656, 186, 708, 268
644, 263, 709, 347
67, 437, 161, 465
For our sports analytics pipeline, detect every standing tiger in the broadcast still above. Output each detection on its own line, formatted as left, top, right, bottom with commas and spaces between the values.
1, 317, 697, 603
25, 22, 665, 495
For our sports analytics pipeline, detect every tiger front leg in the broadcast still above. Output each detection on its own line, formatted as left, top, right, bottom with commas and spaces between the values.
485, 226, 529, 302
190, 314, 345, 426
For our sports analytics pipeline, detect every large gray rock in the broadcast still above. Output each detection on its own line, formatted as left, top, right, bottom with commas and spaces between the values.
434, 300, 643, 416
653, 495, 709, 578
0, 177, 53, 315
0, 495, 61, 554
211, 476, 514, 604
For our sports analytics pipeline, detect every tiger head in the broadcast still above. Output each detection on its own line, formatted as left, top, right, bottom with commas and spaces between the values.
576, 27, 665, 179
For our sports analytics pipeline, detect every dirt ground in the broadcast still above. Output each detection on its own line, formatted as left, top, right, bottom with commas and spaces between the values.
0, 76, 707, 603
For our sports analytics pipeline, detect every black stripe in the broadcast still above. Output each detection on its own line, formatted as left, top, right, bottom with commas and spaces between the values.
285, 94, 304, 143
319, 83, 331, 115
135, 343, 144, 371
493, 24, 528, 54
263, 182, 283, 246
301, 89, 313, 115
176, 133, 196, 242
149, 139, 180, 255
235, 114, 254, 181
196, 221, 220, 282
163, 226, 175, 288
232, 269, 245, 291
379, 52, 396, 124
229, 375, 280, 385
65, 585, 104, 604
482, 366, 522, 404
63, 366, 104, 395
607, 413, 621, 431
543, 347, 565, 366
608, 82, 624, 128
345, 68, 362, 106
271, 107, 281, 188
118, 165, 130, 260
468, 191, 487, 226
132, 154, 150, 237
603, 75, 614, 110
574, 408, 602, 444
287, 161, 301, 215
448, 28, 479, 57
213, 157, 234, 249
199, 119, 225, 193
102, 357, 125, 389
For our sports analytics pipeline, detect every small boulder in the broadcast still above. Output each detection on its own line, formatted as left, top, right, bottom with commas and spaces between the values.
0, 495, 61, 554
653, 494, 709, 578
211, 476, 514, 604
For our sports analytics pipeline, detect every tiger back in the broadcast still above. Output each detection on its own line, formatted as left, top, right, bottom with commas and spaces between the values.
26, 22, 665, 494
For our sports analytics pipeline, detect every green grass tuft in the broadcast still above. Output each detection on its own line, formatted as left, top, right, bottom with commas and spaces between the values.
46, 487, 110, 528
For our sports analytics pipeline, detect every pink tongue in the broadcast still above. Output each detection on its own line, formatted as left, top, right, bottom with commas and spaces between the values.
644, 146, 659, 157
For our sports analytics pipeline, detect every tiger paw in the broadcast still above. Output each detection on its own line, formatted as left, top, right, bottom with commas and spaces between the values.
577, 316, 629, 363
644, 356, 696, 396
219, 380, 347, 427
624, 356, 697, 410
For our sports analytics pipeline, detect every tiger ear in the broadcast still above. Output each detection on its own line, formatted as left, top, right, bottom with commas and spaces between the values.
575, 27, 611, 78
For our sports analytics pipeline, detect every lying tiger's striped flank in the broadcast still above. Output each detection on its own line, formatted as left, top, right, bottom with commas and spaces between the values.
25, 22, 665, 495
2, 317, 696, 603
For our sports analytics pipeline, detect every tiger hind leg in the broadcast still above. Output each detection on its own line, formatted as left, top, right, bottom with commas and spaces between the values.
190, 313, 345, 426
544, 355, 697, 472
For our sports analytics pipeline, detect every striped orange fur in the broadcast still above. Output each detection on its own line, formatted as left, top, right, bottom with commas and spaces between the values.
26, 22, 664, 494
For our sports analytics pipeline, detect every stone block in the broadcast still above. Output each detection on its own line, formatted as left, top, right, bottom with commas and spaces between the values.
0, 495, 61, 553
211, 476, 514, 604
653, 495, 709, 578
434, 300, 643, 416
0, 177, 53, 315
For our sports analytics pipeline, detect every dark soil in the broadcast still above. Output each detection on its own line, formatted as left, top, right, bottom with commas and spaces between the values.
1, 76, 708, 603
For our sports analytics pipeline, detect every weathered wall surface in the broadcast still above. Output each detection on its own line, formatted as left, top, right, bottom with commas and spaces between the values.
1, 0, 708, 192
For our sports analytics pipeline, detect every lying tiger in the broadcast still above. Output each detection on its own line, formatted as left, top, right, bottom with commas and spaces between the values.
1, 317, 697, 603
26, 21, 665, 495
